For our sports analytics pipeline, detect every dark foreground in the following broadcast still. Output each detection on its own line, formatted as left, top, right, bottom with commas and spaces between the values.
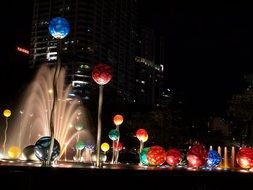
1, 161, 253, 189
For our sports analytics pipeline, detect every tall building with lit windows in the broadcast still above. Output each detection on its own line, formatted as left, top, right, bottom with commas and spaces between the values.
30, 0, 165, 105
30, 0, 139, 102
134, 27, 164, 105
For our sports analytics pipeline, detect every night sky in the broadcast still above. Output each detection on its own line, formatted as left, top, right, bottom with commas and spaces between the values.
1, 0, 253, 116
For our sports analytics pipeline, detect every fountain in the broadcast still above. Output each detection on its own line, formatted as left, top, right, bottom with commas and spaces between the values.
3, 65, 95, 162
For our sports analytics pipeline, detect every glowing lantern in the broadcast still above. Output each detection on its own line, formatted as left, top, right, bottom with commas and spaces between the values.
3, 109, 11, 117
75, 123, 83, 131
147, 146, 166, 166
140, 147, 150, 166
92, 63, 112, 85
187, 144, 208, 168
236, 147, 253, 169
207, 150, 222, 168
75, 141, 85, 150
101, 142, 110, 152
166, 148, 182, 166
3, 109, 11, 154
109, 129, 120, 141
113, 141, 123, 151
92, 63, 112, 167
136, 129, 148, 142
8, 146, 21, 159
48, 17, 70, 39
113, 114, 124, 126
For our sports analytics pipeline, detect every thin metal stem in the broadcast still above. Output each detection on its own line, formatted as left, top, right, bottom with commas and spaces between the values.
96, 85, 104, 167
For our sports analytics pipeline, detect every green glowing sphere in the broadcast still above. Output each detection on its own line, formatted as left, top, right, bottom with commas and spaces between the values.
75, 123, 83, 131
108, 129, 119, 141
76, 141, 85, 150
140, 147, 150, 166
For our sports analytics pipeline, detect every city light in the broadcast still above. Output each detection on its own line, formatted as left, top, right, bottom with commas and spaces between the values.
17, 46, 29, 54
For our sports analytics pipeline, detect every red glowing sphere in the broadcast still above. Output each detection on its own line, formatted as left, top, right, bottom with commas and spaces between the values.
236, 147, 253, 169
113, 141, 123, 151
113, 114, 124, 126
136, 129, 148, 142
92, 63, 112, 85
147, 145, 166, 166
187, 144, 208, 168
166, 148, 182, 166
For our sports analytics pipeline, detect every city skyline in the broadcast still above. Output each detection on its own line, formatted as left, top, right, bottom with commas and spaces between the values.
1, 0, 253, 116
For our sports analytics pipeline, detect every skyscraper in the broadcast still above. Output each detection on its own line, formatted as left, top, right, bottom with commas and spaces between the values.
134, 27, 164, 105
30, 0, 164, 105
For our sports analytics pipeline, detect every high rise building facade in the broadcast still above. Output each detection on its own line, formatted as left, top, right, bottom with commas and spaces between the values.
30, 0, 164, 105
134, 27, 164, 105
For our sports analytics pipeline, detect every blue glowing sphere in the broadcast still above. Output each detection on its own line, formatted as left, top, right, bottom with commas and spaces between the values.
140, 147, 150, 166
48, 17, 70, 39
34, 136, 60, 161
207, 150, 222, 168
108, 129, 120, 141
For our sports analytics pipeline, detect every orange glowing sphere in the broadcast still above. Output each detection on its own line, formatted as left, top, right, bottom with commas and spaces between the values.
147, 145, 166, 166
101, 142, 110, 152
113, 114, 124, 126
3, 109, 11, 117
8, 146, 21, 159
136, 129, 148, 142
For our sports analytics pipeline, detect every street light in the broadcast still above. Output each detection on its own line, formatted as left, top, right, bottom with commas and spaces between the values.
113, 114, 123, 163
92, 63, 112, 167
47, 17, 70, 166
3, 109, 11, 155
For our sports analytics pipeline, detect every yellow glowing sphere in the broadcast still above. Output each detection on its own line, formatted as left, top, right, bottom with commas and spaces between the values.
101, 142, 110, 152
3, 109, 11, 117
8, 146, 22, 159
142, 134, 149, 142
113, 114, 124, 126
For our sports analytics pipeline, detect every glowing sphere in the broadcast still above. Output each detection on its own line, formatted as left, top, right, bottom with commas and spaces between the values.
207, 150, 222, 168
92, 63, 112, 85
108, 129, 120, 141
187, 144, 208, 168
113, 141, 123, 151
140, 147, 150, 166
48, 17, 70, 39
8, 146, 21, 159
113, 114, 124, 126
101, 142, 110, 152
75, 141, 85, 150
3, 109, 11, 117
236, 147, 253, 169
75, 123, 83, 131
22, 145, 37, 161
136, 129, 148, 142
34, 136, 60, 161
147, 145, 166, 166
166, 148, 182, 166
